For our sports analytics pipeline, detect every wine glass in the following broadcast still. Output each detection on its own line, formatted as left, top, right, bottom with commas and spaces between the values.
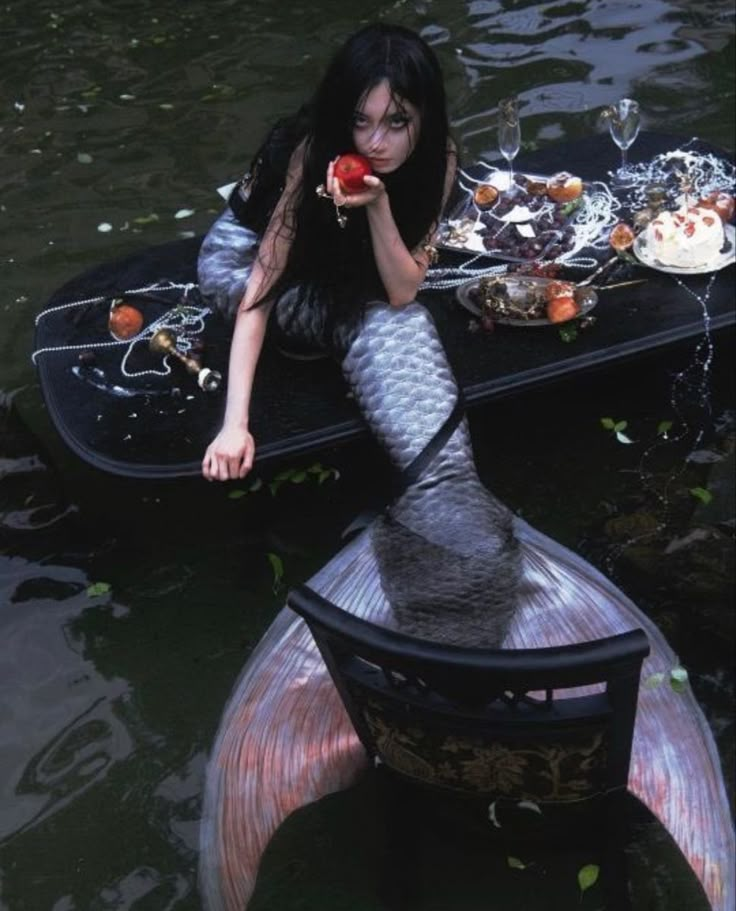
605, 98, 641, 188
498, 96, 521, 191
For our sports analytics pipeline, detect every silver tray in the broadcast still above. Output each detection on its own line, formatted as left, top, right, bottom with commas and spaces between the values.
456, 275, 598, 327
439, 170, 585, 262
633, 223, 735, 275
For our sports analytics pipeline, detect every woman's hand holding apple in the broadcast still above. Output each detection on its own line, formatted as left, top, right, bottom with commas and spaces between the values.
327, 156, 385, 208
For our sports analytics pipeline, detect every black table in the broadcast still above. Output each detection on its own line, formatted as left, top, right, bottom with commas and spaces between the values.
34, 132, 734, 478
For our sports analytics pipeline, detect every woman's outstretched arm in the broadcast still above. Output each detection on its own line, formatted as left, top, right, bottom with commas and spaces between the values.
202, 144, 304, 481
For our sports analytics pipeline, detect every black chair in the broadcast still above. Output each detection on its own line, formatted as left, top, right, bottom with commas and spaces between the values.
287, 583, 651, 910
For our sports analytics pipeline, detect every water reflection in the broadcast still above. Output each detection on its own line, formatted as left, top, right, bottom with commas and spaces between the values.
0, 562, 131, 843
455, 0, 734, 157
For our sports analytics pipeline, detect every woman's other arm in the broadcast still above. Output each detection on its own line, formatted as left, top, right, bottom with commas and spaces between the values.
202, 144, 304, 481
329, 146, 457, 308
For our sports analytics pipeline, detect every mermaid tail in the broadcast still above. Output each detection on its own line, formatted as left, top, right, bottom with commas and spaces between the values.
198, 302, 734, 911
197, 210, 258, 321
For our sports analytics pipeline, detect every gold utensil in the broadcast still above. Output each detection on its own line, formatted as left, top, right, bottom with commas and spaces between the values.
149, 328, 222, 392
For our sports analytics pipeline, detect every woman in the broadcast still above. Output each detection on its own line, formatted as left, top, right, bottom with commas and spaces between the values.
200, 21, 457, 485
197, 23, 733, 911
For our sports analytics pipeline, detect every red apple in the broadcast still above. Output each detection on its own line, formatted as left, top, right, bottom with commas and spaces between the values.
334, 153, 372, 193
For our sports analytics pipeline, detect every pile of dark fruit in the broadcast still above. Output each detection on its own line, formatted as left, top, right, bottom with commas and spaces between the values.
479, 178, 581, 260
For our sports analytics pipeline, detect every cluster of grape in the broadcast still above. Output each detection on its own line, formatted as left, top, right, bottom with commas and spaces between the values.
479, 187, 576, 261
509, 261, 562, 279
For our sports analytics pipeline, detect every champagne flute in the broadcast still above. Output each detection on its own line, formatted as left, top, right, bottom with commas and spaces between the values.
498, 96, 521, 191
605, 98, 641, 187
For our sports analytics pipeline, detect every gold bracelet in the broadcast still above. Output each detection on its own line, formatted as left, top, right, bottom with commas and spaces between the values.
422, 243, 439, 265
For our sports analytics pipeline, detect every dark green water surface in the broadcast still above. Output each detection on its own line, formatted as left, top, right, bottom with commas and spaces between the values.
0, 1, 734, 909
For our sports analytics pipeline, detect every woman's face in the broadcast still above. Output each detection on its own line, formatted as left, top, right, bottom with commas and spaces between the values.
352, 79, 420, 175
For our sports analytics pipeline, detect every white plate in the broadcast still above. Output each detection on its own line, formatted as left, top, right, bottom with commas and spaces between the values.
633, 223, 735, 275
456, 275, 597, 327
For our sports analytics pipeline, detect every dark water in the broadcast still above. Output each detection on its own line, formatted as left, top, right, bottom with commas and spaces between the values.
1, 1, 734, 909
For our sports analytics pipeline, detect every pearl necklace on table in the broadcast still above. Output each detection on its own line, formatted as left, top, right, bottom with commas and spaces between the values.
32, 282, 212, 380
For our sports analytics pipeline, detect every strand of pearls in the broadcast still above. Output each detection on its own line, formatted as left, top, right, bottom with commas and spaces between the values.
34, 281, 195, 325
595, 270, 721, 573
614, 142, 736, 210
32, 282, 212, 380
631, 271, 718, 516
423, 173, 621, 291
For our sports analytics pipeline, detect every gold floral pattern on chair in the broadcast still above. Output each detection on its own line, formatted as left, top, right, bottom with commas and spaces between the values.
362, 703, 607, 802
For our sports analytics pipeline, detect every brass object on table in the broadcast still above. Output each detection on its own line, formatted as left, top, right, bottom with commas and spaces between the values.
645, 184, 668, 212
633, 207, 656, 230
149, 328, 222, 392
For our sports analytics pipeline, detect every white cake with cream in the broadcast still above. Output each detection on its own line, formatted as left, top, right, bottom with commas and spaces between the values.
645, 205, 725, 267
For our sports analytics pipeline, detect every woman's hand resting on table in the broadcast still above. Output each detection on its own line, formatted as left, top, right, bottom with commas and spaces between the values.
202, 424, 255, 481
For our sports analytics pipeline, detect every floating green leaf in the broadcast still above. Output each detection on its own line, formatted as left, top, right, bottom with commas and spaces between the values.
558, 324, 578, 343
507, 856, 527, 870
644, 672, 665, 688
228, 489, 247, 499
689, 486, 712, 505
77, 152, 93, 164
248, 478, 263, 492
601, 417, 634, 444
657, 420, 673, 437
86, 581, 111, 598
132, 213, 159, 225
267, 553, 284, 592
670, 666, 689, 693
577, 863, 599, 893
268, 463, 338, 495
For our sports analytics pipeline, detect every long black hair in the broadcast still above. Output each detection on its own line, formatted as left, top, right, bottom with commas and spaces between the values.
238, 23, 451, 323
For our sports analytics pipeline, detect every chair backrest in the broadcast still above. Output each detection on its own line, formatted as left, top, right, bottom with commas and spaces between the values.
287, 584, 650, 819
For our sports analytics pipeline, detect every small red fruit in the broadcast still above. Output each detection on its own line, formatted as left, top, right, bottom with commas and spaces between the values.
546, 171, 583, 203
544, 280, 576, 303
609, 222, 636, 251
334, 153, 372, 193
698, 191, 735, 223
546, 295, 580, 324
108, 302, 143, 340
